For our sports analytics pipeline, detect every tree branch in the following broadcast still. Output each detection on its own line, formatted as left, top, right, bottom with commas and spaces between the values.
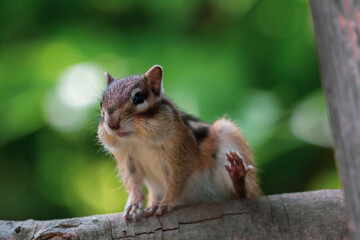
0, 190, 348, 240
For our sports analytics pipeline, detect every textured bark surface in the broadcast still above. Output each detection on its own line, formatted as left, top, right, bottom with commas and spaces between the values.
0, 190, 348, 240
310, 1, 360, 239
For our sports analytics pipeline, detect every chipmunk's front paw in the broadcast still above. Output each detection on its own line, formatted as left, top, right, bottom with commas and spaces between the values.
144, 202, 176, 217
124, 201, 144, 221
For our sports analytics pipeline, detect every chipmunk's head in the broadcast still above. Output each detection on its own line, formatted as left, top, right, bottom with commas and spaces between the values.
98, 65, 171, 146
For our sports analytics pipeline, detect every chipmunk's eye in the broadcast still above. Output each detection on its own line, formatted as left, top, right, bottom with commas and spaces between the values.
100, 101, 102, 108
133, 92, 145, 105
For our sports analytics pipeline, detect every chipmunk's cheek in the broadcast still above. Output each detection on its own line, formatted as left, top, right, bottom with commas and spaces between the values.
132, 119, 146, 137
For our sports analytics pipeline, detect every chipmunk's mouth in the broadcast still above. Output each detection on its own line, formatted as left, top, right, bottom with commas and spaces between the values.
116, 131, 130, 138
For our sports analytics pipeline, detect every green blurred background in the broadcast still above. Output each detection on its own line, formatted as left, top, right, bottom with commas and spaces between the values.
0, 0, 340, 220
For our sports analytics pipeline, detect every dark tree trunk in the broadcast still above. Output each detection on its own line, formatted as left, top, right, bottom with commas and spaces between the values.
309, 1, 360, 239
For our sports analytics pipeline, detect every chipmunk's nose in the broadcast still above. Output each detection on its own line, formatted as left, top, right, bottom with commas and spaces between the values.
108, 119, 120, 130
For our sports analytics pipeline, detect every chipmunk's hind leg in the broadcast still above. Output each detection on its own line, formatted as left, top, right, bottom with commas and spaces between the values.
224, 151, 253, 198
212, 118, 261, 198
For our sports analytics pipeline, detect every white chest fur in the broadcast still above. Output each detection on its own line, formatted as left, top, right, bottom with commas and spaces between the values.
118, 142, 169, 199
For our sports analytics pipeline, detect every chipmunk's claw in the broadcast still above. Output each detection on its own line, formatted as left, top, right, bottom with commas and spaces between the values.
144, 202, 175, 217
124, 201, 144, 221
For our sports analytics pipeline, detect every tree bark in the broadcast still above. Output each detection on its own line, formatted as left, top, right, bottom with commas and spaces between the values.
0, 190, 348, 240
309, 1, 360, 239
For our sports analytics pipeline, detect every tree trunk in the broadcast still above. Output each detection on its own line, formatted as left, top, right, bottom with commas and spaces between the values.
309, 1, 360, 239
0, 190, 348, 240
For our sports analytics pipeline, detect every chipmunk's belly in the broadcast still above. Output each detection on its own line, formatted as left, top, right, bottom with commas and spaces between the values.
179, 166, 234, 205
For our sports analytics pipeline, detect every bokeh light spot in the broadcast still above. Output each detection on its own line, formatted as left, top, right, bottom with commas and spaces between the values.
290, 91, 332, 147
238, 90, 281, 151
57, 62, 105, 108
44, 62, 105, 132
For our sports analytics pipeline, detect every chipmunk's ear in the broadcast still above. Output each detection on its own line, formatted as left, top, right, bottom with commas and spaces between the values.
144, 65, 163, 95
104, 72, 115, 85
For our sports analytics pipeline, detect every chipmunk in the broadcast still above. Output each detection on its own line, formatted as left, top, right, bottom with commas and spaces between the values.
98, 65, 261, 220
